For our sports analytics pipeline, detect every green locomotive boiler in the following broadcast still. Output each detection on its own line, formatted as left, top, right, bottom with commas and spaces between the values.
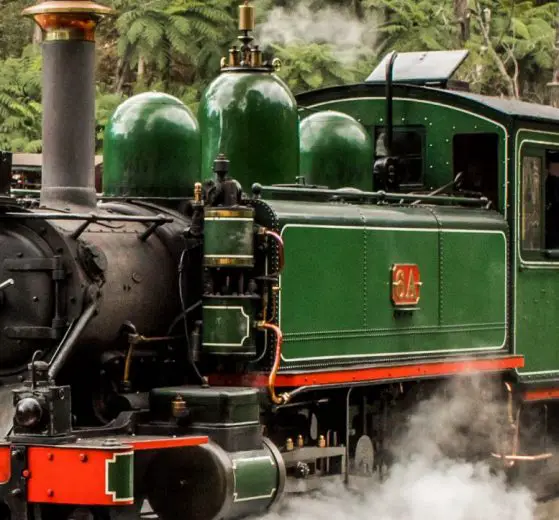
1, 1, 559, 519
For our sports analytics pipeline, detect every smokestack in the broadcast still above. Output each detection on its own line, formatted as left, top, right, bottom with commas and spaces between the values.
22, 0, 114, 209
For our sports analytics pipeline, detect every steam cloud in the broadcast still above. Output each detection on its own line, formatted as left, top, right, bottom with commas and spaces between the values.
259, 378, 539, 520
255, 2, 380, 65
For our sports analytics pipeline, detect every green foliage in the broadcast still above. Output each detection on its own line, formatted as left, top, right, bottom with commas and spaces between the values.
0, 0, 36, 60
113, 0, 234, 83
0, 45, 42, 152
366, 0, 460, 53
0, 0, 558, 151
96, 91, 127, 151
273, 43, 359, 93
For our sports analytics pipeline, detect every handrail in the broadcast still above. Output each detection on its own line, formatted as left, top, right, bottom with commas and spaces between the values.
251, 183, 490, 207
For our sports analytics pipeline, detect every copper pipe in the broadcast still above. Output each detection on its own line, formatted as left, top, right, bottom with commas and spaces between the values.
258, 321, 289, 405
490, 453, 553, 461
505, 381, 515, 425
491, 382, 552, 468
265, 229, 285, 276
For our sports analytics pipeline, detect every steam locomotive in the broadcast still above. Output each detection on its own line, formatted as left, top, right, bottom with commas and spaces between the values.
1, 0, 559, 518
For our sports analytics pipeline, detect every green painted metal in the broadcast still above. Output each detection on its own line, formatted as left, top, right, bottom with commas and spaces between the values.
231, 448, 279, 504
203, 296, 258, 356
149, 386, 260, 423
204, 208, 255, 267
514, 127, 559, 379
299, 93, 508, 214
254, 199, 507, 368
198, 72, 299, 188
299, 110, 373, 190
106, 452, 133, 502
103, 92, 200, 197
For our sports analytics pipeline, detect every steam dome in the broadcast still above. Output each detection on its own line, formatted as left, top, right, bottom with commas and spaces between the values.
299, 110, 373, 190
103, 92, 200, 197
198, 72, 299, 189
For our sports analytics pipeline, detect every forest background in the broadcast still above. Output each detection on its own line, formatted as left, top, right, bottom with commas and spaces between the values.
0, 0, 558, 153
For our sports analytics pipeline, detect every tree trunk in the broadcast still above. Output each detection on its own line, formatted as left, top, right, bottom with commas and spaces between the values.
32, 24, 42, 45
114, 45, 133, 94
353, 0, 364, 20
137, 55, 145, 80
548, 0, 559, 107
454, 0, 470, 43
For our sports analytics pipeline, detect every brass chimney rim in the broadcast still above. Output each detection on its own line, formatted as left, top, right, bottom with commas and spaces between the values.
22, 0, 115, 18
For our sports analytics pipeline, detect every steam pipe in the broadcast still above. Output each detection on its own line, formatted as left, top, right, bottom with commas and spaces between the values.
384, 51, 398, 157
264, 229, 285, 276
48, 300, 98, 380
22, 0, 114, 209
257, 321, 289, 405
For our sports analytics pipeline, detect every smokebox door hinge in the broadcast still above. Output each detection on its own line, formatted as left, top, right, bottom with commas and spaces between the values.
4, 257, 65, 281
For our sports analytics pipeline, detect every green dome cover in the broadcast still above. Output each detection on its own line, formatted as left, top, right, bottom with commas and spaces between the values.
103, 92, 200, 197
299, 110, 373, 190
198, 72, 299, 189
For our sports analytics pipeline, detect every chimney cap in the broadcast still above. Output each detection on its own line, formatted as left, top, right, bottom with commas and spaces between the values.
22, 0, 114, 18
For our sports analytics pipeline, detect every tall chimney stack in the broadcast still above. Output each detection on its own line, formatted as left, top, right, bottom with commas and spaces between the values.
22, 0, 114, 209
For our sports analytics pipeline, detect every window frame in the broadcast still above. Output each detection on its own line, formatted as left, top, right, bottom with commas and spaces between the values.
519, 146, 559, 261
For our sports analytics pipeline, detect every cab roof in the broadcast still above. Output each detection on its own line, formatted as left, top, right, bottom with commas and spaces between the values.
297, 49, 559, 126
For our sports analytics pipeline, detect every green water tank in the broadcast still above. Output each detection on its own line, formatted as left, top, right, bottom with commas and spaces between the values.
299, 110, 373, 190
198, 72, 299, 189
103, 92, 200, 197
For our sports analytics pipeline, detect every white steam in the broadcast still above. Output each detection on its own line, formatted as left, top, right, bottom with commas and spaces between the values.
260, 378, 539, 520
255, 2, 380, 65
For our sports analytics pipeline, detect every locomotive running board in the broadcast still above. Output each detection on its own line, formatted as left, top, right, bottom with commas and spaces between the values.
0, 434, 208, 507
209, 355, 524, 389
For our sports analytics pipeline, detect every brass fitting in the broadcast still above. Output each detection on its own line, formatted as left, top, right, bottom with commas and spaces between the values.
285, 438, 294, 451
228, 47, 241, 67
194, 182, 202, 204
297, 434, 304, 448
171, 395, 188, 419
318, 435, 326, 448
239, 1, 255, 31
250, 46, 263, 67
22, 0, 115, 42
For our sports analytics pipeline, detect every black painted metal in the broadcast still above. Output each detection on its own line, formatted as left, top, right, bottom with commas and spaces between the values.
1, 446, 30, 520
0, 151, 12, 199
0, 212, 173, 222
48, 301, 98, 380
385, 51, 397, 156
41, 41, 96, 208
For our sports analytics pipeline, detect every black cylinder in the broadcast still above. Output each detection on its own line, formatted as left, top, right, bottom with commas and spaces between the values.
41, 40, 96, 208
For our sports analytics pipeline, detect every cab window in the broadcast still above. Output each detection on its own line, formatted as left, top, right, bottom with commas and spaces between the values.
520, 148, 559, 257
453, 133, 499, 209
